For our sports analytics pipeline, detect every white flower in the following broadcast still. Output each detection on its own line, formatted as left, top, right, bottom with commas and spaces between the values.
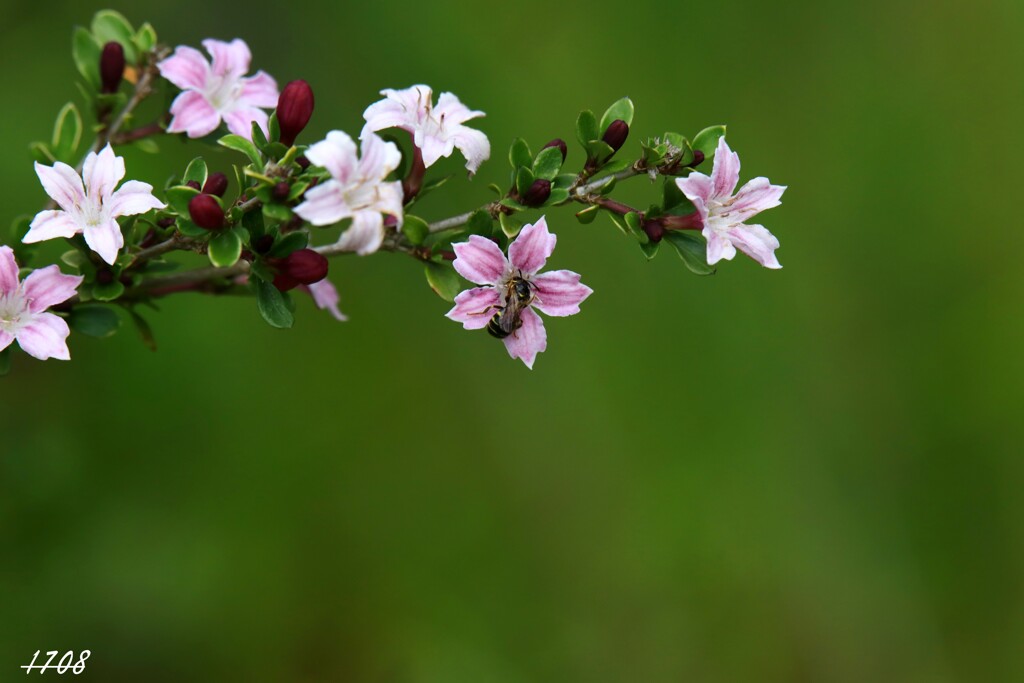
293, 131, 404, 256
0, 246, 83, 361
25, 145, 166, 265
361, 85, 490, 175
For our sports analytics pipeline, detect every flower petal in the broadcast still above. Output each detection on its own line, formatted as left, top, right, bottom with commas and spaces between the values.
508, 216, 556, 275
446, 287, 501, 330
0, 330, 13, 354
450, 126, 490, 175
704, 228, 737, 265
0, 245, 20, 293
83, 219, 124, 265
502, 307, 546, 369
82, 144, 125, 201
34, 161, 85, 211
531, 269, 592, 317
223, 106, 269, 140
452, 235, 507, 285
675, 172, 713, 207
336, 210, 385, 255
21, 266, 82, 313
293, 180, 350, 226
418, 133, 455, 169
238, 71, 279, 108
727, 223, 782, 269
305, 130, 358, 183
24, 210, 81, 244
710, 136, 740, 199
728, 177, 786, 220
15, 312, 71, 361
167, 91, 221, 138
361, 85, 431, 137
157, 45, 209, 90
202, 38, 251, 78
304, 279, 347, 322
358, 133, 402, 182
434, 91, 485, 126
108, 181, 165, 217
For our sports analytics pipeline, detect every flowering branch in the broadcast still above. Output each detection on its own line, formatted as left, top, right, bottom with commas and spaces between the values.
0, 10, 787, 375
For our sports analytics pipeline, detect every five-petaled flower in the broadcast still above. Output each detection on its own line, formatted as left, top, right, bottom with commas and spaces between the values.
26, 144, 166, 265
675, 137, 786, 269
446, 217, 592, 369
293, 131, 404, 255
158, 38, 279, 140
362, 85, 491, 176
0, 246, 83, 361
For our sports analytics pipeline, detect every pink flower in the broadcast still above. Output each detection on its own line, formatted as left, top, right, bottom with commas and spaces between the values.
675, 137, 786, 269
0, 246, 83, 361
158, 38, 279, 140
303, 278, 347, 322
26, 144, 166, 265
362, 85, 490, 175
446, 217, 592, 369
293, 131, 404, 255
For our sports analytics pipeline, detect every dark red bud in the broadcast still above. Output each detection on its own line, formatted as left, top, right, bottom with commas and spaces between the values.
691, 150, 705, 167
543, 138, 568, 163
282, 248, 328, 285
185, 180, 201, 191
523, 179, 552, 207
96, 268, 115, 285
202, 172, 229, 197
602, 119, 629, 152
296, 155, 310, 170
188, 194, 225, 230
100, 42, 125, 94
276, 80, 314, 147
272, 273, 300, 292
644, 220, 665, 243
252, 234, 275, 254
157, 217, 177, 229
272, 181, 290, 202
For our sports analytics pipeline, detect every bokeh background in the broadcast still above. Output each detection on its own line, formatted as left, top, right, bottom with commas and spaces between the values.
2, 0, 1023, 681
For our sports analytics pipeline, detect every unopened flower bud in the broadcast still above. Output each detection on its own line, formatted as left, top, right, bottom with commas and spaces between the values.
602, 119, 629, 152
99, 42, 125, 94
543, 138, 568, 163
272, 181, 290, 202
188, 194, 225, 230
523, 179, 551, 207
252, 234, 275, 255
185, 180, 201, 191
282, 248, 328, 285
691, 149, 705, 167
96, 268, 115, 285
296, 156, 310, 170
157, 217, 177, 229
277, 80, 315, 147
202, 172, 229, 197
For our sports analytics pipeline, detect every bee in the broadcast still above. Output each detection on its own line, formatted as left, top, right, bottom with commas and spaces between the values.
486, 274, 535, 339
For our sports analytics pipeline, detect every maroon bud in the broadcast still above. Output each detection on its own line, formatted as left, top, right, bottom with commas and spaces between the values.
523, 178, 551, 207
156, 217, 177, 229
276, 80, 315, 147
252, 234, 275, 255
690, 149, 705, 167
99, 42, 125, 94
543, 138, 568, 163
202, 172, 229, 197
188, 194, 225, 230
272, 273, 300, 292
272, 181, 291, 202
96, 268, 115, 285
185, 180, 201, 191
644, 220, 665, 243
296, 155, 310, 170
282, 248, 328, 285
602, 119, 629, 152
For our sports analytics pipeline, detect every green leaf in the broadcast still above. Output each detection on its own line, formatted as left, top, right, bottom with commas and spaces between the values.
127, 309, 157, 351
576, 110, 599, 147
692, 125, 727, 159
176, 219, 208, 238
255, 279, 294, 328
182, 157, 208, 187
663, 177, 695, 214
664, 231, 716, 275
67, 305, 121, 338
515, 166, 535, 198
29, 142, 56, 164
467, 209, 494, 237
584, 140, 616, 163
418, 174, 452, 201
402, 215, 430, 246
51, 103, 83, 161
545, 188, 570, 206
424, 261, 461, 302
0, 347, 11, 376
552, 173, 576, 190
268, 111, 280, 144
262, 203, 292, 222
624, 211, 649, 243
575, 205, 600, 224
92, 280, 125, 301
208, 230, 242, 267
499, 212, 524, 238
133, 22, 157, 54
267, 231, 308, 258
251, 120, 269, 150
639, 239, 660, 260
242, 208, 266, 239
72, 27, 102, 89
509, 138, 532, 170
218, 134, 263, 168
165, 185, 200, 218
599, 97, 635, 134
532, 146, 563, 180
133, 138, 160, 154
606, 212, 629, 236
91, 10, 137, 64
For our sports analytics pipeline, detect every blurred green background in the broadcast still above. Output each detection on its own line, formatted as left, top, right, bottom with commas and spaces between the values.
2, 0, 1023, 681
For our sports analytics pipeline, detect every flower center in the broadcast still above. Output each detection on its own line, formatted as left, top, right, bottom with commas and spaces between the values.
204, 74, 242, 113
0, 291, 28, 333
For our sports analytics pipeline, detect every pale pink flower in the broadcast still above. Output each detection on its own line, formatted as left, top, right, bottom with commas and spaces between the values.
446, 217, 592, 369
0, 246, 83, 361
293, 131, 404, 255
675, 137, 786, 269
303, 279, 347, 322
158, 38, 279, 140
26, 144, 165, 265
362, 85, 490, 175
